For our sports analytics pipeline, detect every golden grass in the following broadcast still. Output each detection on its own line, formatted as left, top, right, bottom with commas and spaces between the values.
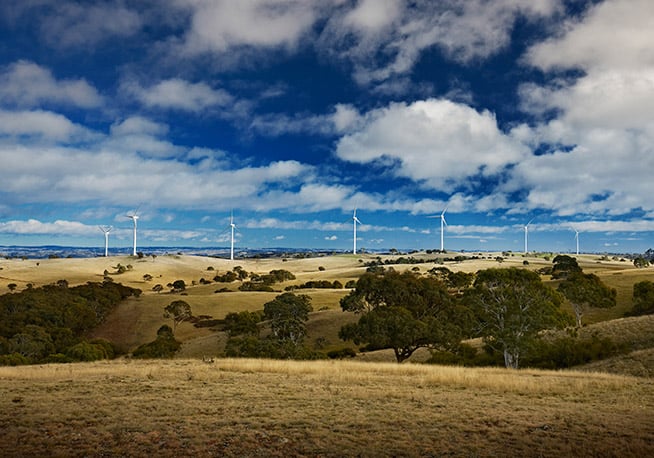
1, 358, 653, 457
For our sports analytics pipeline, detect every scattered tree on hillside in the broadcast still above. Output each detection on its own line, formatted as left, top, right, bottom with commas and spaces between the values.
339, 270, 472, 363
163, 300, 192, 334
171, 280, 186, 292
152, 284, 163, 294
558, 272, 616, 327
223, 311, 263, 337
630, 281, 654, 316
633, 257, 650, 268
7, 283, 17, 292
551, 255, 582, 279
464, 268, 572, 369
263, 293, 313, 346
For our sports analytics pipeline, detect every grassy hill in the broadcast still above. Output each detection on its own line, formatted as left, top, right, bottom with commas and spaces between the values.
1, 358, 653, 457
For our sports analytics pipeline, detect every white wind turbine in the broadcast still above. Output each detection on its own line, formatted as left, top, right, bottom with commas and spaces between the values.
229, 212, 236, 261
573, 228, 580, 255
524, 218, 534, 254
352, 209, 362, 254
99, 226, 112, 257
427, 207, 448, 252
126, 208, 140, 256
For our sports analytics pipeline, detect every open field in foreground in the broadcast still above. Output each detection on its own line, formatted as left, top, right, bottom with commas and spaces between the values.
1, 358, 653, 457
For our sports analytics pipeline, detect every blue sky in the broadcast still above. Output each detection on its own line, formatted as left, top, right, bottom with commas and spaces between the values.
0, 0, 652, 254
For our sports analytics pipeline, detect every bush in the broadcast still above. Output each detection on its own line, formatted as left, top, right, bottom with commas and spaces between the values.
0, 352, 30, 366
132, 325, 181, 359
327, 347, 357, 359
523, 333, 628, 369
65, 341, 109, 362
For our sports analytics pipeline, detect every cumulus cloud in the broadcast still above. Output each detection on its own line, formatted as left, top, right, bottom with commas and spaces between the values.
335, 99, 528, 190
177, 0, 322, 55
319, 0, 562, 86
512, 0, 654, 217
0, 61, 103, 109
0, 109, 95, 143
39, 2, 142, 49
124, 78, 233, 112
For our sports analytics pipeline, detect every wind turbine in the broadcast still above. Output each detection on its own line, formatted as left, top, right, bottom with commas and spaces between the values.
524, 218, 534, 254
229, 211, 236, 261
126, 208, 140, 256
438, 207, 448, 252
99, 226, 112, 257
352, 209, 362, 254
427, 207, 448, 252
573, 228, 580, 255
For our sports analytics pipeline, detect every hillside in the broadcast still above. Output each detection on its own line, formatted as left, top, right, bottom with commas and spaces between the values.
3, 251, 654, 370
1, 358, 653, 457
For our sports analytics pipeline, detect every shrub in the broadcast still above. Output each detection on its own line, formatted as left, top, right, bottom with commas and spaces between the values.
0, 352, 30, 366
65, 341, 109, 362
132, 325, 180, 359
327, 347, 357, 359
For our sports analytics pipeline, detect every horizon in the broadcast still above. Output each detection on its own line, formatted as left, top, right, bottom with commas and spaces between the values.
0, 1, 652, 253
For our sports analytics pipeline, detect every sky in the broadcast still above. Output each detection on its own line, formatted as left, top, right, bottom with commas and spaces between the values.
0, 0, 652, 254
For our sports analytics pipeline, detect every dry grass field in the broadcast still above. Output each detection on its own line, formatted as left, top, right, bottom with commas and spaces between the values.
2, 252, 654, 456
1, 358, 653, 457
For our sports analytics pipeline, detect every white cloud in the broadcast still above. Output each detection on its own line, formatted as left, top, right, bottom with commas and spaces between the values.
124, 78, 233, 112
512, 0, 654, 217
0, 61, 103, 108
0, 219, 96, 236
178, 0, 321, 54
0, 109, 94, 142
325, 235, 338, 241
39, 2, 142, 49
336, 99, 528, 190
319, 0, 562, 86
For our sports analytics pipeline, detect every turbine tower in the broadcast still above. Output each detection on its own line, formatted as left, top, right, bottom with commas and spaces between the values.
229, 212, 236, 261
524, 218, 534, 254
574, 229, 580, 256
126, 209, 140, 256
439, 207, 448, 252
99, 226, 112, 257
352, 209, 362, 254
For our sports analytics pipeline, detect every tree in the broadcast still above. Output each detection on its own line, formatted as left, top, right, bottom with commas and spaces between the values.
464, 268, 572, 369
223, 311, 262, 337
339, 270, 472, 363
630, 281, 654, 316
171, 280, 186, 292
163, 300, 192, 334
558, 272, 616, 327
263, 293, 313, 346
152, 284, 163, 294
633, 257, 650, 268
7, 283, 17, 292
551, 255, 582, 279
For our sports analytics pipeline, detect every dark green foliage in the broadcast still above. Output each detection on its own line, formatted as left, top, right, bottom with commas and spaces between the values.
238, 282, 275, 292
523, 333, 628, 369
214, 271, 238, 283
0, 352, 30, 366
264, 293, 313, 345
629, 281, 654, 316
132, 325, 180, 359
633, 257, 650, 268
285, 280, 343, 290
464, 268, 573, 369
0, 281, 139, 365
339, 270, 472, 362
223, 310, 263, 337
65, 341, 110, 362
171, 280, 186, 291
163, 300, 192, 333
344, 280, 357, 288
551, 255, 582, 279
224, 335, 325, 360
327, 347, 357, 359
558, 272, 616, 327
